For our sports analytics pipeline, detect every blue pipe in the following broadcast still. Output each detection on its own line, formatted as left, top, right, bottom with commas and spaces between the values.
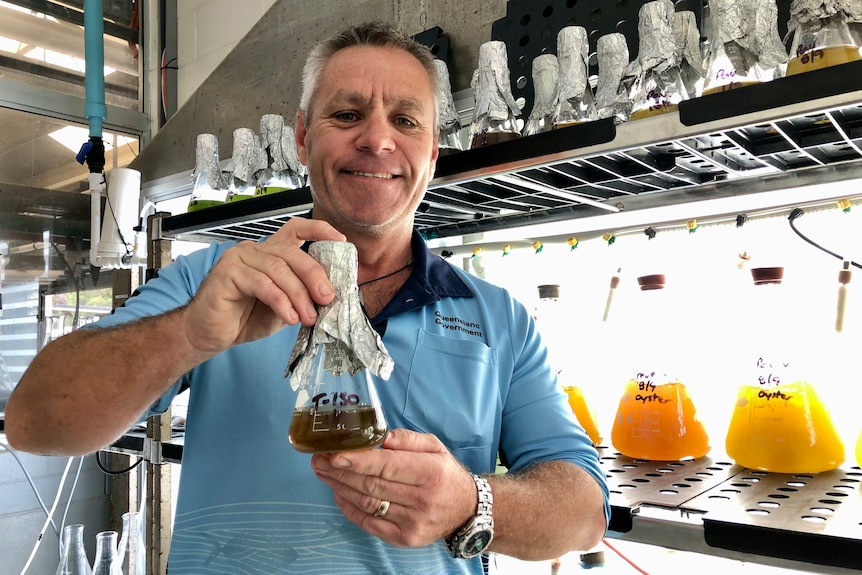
83, 0, 106, 138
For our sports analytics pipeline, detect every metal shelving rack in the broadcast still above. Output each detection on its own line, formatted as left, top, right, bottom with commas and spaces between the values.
161, 60, 862, 246
140, 61, 862, 575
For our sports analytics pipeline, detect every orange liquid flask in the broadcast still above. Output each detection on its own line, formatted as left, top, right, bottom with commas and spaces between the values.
786, 8, 861, 77
563, 385, 602, 446
724, 267, 844, 473
610, 274, 710, 461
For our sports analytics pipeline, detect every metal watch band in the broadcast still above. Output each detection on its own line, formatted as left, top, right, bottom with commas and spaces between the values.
444, 473, 494, 559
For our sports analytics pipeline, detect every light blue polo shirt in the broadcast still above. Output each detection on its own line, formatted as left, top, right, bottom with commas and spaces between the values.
95, 230, 609, 575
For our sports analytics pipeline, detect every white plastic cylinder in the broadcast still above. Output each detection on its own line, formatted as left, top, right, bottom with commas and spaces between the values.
98, 167, 141, 269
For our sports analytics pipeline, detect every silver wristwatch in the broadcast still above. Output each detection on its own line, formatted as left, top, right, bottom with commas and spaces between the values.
444, 474, 494, 559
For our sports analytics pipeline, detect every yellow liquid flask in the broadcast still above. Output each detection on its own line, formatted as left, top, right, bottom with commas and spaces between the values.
725, 267, 844, 473
786, 6, 862, 76
286, 241, 392, 453
610, 274, 710, 461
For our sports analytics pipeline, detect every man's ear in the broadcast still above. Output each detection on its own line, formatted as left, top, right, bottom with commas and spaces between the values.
295, 110, 308, 166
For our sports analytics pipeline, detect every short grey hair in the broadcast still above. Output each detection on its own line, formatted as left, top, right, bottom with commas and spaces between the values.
299, 21, 441, 128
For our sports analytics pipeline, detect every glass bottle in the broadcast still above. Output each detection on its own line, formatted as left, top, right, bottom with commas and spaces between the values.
433, 59, 464, 155
626, 0, 690, 121
610, 273, 711, 461
702, 0, 788, 95
552, 26, 596, 129
725, 267, 845, 473
117, 511, 146, 575
523, 54, 559, 136
225, 127, 265, 204
256, 114, 306, 196
786, 1, 862, 76
91, 531, 122, 575
187, 133, 227, 212
56, 524, 93, 575
286, 241, 393, 453
469, 40, 522, 148
595, 33, 632, 124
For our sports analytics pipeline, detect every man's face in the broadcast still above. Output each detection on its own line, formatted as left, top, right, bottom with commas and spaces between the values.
296, 45, 439, 236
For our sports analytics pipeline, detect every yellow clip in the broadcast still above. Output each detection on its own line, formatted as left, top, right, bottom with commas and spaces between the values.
686, 219, 698, 233
567, 237, 579, 250
602, 233, 616, 245
838, 199, 852, 213
502, 243, 511, 256
472, 247, 484, 258
533, 241, 544, 254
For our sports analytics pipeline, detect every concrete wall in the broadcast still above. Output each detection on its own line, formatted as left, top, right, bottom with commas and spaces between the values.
132, 0, 507, 182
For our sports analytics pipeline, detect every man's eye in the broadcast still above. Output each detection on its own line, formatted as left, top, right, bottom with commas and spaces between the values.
395, 117, 417, 128
335, 112, 358, 122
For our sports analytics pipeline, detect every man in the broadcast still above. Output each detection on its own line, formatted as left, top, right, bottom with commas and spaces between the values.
6, 21, 609, 574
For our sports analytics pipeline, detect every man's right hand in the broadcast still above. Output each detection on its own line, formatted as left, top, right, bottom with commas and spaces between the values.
182, 217, 346, 354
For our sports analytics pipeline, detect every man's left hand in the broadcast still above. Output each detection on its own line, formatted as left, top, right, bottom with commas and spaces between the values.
310, 428, 477, 548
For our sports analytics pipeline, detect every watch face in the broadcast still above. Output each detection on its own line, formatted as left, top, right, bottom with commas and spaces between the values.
463, 531, 493, 558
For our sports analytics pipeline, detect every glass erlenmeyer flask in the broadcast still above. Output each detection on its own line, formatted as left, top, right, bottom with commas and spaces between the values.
256, 114, 306, 196
552, 26, 596, 129
469, 41, 522, 148
117, 512, 146, 575
433, 59, 464, 155
626, 1, 689, 121
786, 1, 862, 76
92, 531, 122, 575
187, 134, 227, 212
595, 33, 632, 123
610, 273, 711, 461
225, 128, 265, 204
725, 267, 845, 473
523, 54, 559, 136
701, 0, 787, 95
56, 524, 93, 575
286, 241, 393, 453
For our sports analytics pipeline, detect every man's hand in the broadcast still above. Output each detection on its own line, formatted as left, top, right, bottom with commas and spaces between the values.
182, 218, 345, 354
310, 429, 477, 548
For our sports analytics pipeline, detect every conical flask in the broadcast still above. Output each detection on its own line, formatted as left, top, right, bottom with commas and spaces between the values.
56, 524, 93, 575
701, 0, 787, 95
610, 273, 711, 461
725, 267, 845, 473
117, 511, 146, 575
625, 1, 689, 121
534, 284, 602, 446
433, 59, 464, 154
595, 33, 632, 123
256, 114, 306, 196
786, 0, 862, 76
188, 133, 227, 212
286, 241, 394, 453
469, 41, 522, 148
552, 26, 596, 129
225, 128, 265, 204
523, 54, 559, 136
92, 531, 122, 575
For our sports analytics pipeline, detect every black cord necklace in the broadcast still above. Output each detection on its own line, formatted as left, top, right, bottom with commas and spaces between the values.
358, 258, 414, 287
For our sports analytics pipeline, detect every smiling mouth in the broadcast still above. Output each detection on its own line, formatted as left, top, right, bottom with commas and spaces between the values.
346, 170, 396, 179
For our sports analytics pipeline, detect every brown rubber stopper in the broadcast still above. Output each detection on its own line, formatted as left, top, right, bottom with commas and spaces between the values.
751, 267, 784, 285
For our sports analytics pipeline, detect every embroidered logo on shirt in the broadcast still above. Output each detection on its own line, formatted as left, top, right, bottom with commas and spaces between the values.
434, 311, 483, 337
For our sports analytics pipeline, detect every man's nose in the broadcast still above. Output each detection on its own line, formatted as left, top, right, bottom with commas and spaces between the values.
356, 114, 396, 154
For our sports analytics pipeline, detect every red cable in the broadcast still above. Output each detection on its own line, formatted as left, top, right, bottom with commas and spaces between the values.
602, 539, 653, 575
